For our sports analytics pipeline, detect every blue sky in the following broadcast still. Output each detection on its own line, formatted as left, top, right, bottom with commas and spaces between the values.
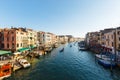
0, 0, 120, 37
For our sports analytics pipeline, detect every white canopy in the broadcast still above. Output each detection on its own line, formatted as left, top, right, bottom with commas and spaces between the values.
13, 52, 21, 55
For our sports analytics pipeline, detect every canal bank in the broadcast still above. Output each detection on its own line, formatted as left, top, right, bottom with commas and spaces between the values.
6, 42, 120, 80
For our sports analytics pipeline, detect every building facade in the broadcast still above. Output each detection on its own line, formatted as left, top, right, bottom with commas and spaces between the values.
27, 29, 37, 48
0, 28, 16, 52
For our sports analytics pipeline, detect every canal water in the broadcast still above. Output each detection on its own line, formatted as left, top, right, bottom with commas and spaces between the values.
7, 42, 120, 80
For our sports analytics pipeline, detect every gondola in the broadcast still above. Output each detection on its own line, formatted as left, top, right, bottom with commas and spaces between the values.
60, 48, 64, 52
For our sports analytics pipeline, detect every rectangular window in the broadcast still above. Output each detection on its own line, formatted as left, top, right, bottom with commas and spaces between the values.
7, 44, 9, 48
12, 43, 14, 48
30, 33, 32, 36
7, 37, 9, 41
30, 37, 32, 40
108, 41, 109, 46
112, 42, 114, 47
11, 32, 14, 34
119, 44, 120, 48
17, 44, 19, 47
12, 37, 14, 41
21, 43, 22, 47
2, 36, 4, 41
111, 35, 113, 39
1, 43, 4, 48
118, 31, 120, 35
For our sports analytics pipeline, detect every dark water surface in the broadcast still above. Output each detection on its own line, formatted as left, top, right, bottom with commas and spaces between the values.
7, 43, 120, 80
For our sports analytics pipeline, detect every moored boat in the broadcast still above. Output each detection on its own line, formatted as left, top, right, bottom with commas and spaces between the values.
95, 54, 115, 61
79, 46, 87, 51
96, 52, 116, 68
97, 59, 116, 68
96, 51, 116, 59
0, 63, 12, 80
115, 55, 120, 67
117, 61, 120, 67
17, 57, 31, 68
44, 47, 52, 52
19, 59, 31, 68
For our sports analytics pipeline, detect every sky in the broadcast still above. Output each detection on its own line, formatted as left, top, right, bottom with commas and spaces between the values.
0, 0, 120, 37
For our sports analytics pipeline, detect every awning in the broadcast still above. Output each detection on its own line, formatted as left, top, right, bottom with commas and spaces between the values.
13, 52, 21, 55
0, 50, 12, 55
30, 45, 37, 49
18, 48, 30, 52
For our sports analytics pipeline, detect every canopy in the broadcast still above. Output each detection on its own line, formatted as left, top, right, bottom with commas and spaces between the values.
18, 48, 30, 52
30, 45, 37, 49
0, 50, 12, 55
13, 52, 21, 55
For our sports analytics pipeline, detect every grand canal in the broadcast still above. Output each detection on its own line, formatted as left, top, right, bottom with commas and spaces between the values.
7, 42, 120, 80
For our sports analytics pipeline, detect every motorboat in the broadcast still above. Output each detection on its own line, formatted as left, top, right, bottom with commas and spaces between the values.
0, 63, 11, 80
97, 59, 116, 68
96, 52, 116, 68
79, 46, 87, 51
18, 59, 30, 68
95, 53, 115, 61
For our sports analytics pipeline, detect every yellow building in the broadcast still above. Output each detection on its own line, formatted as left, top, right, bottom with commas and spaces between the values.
37, 31, 45, 48
16, 28, 28, 50
44, 32, 53, 47
27, 29, 37, 48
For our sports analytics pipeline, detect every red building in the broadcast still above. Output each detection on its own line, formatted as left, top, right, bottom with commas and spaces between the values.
0, 28, 16, 52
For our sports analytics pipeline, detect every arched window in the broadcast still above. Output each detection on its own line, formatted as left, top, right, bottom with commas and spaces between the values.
17, 44, 19, 47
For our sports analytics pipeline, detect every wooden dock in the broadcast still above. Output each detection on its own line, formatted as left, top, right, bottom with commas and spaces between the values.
12, 61, 22, 72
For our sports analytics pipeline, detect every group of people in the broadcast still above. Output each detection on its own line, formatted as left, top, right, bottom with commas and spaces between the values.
0, 55, 12, 61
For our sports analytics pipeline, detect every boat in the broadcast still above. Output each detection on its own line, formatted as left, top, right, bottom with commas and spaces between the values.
35, 54, 40, 59
117, 61, 120, 67
34, 51, 43, 59
18, 59, 31, 68
0, 63, 12, 80
60, 48, 64, 52
96, 52, 116, 68
116, 55, 120, 67
79, 46, 87, 51
95, 51, 116, 60
44, 47, 52, 52
95, 54, 115, 61
97, 59, 116, 68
